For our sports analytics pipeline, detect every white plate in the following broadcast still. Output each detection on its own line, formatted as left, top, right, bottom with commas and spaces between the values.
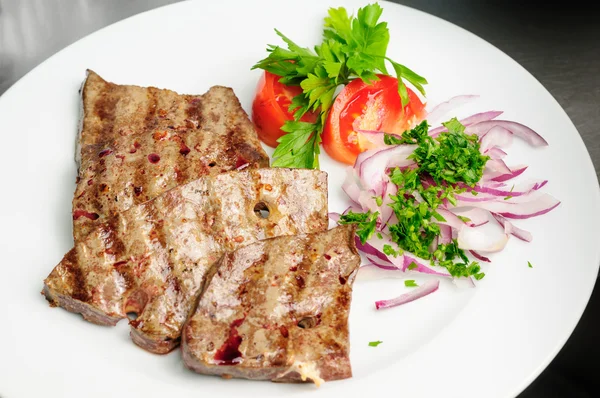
1, 1, 598, 397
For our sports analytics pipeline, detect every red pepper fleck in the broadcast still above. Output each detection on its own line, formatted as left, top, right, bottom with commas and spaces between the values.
179, 145, 191, 156
99, 149, 113, 158
87, 179, 93, 186
134, 186, 143, 196
148, 153, 160, 164
153, 130, 168, 140
279, 325, 289, 338
324, 254, 331, 260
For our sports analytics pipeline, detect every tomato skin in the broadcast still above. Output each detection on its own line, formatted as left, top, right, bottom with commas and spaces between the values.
322, 75, 426, 165
251, 71, 317, 148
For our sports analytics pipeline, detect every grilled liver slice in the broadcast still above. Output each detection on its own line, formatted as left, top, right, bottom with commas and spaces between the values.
44, 168, 328, 354
181, 225, 360, 385
73, 70, 269, 241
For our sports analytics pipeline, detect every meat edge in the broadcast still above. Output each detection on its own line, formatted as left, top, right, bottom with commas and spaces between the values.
42, 284, 122, 326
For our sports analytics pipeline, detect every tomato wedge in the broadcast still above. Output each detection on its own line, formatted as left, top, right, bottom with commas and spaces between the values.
322, 75, 426, 165
251, 71, 318, 148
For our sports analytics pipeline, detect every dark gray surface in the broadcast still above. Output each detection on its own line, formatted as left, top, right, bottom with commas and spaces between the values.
0, 0, 598, 397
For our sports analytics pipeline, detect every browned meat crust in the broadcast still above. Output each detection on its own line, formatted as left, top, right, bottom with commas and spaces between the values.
44, 168, 328, 354
73, 71, 269, 241
181, 225, 360, 385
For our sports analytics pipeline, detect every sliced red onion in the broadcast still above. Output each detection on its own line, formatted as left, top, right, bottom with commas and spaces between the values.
342, 168, 361, 205
375, 280, 440, 310
435, 208, 468, 229
456, 193, 560, 219
482, 164, 528, 182
429, 110, 503, 137
358, 189, 379, 213
329, 212, 341, 223
480, 125, 513, 153
455, 192, 499, 203
469, 250, 491, 262
365, 253, 399, 270
403, 254, 451, 277
457, 225, 509, 252
379, 182, 397, 227
355, 234, 403, 268
425, 95, 479, 126
359, 145, 416, 196
466, 120, 548, 147
492, 213, 533, 242
473, 179, 548, 197
438, 225, 452, 244
485, 159, 512, 175
451, 208, 490, 227
460, 110, 504, 126
486, 147, 507, 159
354, 145, 386, 168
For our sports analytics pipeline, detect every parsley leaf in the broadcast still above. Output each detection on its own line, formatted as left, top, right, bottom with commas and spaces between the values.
383, 244, 399, 257
407, 262, 418, 270
368, 340, 383, 347
528, 261, 533, 268
272, 121, 321, 169
404, 279, 418, 287
339, 210, 379, 244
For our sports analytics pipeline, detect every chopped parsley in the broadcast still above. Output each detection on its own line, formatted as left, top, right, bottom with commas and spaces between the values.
383, 244, 400, 257
368, 340, 383, 347
404, 279, 418, 287
528, 261, 533, 268
350, 118, 490, 279
407, 262, 418, 270
338, 210, 379, 244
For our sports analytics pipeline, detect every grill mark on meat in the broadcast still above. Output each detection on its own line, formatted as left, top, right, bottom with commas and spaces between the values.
63, 249, 90, 303
93, 85, 118, 142
144, 88, 159, 131
186, 97, 204, 127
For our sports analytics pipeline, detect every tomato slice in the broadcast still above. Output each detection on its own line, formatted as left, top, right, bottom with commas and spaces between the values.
322, 75, 426, 165
251, 71, 318, 148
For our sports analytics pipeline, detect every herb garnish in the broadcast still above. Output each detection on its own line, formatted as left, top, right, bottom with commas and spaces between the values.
338, 210, 379, 244
368, 340, 383, 347
342, 118, 489, 279
528, 261, 533, 268
252, 3, 427, 168
404, 280, 418, 287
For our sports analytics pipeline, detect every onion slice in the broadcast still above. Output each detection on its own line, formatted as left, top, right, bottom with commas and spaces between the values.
359, 145, 416, 195
466, 120, 548, 147
457, 225, 509, 252
480, 126, 513, 153
425, 95, 479, 126
375, 280, 440, 309
492, 213, 533, 242
429, 110, 503, 137
456, 193, 561, 220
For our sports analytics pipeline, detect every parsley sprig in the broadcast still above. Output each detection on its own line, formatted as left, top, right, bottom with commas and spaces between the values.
252, 3, 427, 169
